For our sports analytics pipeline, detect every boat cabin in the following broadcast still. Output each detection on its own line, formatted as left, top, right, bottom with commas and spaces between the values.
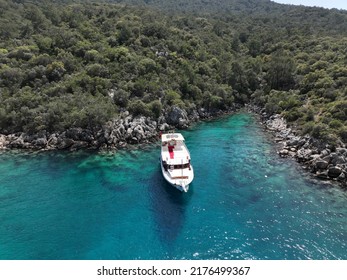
161, 133, 191, 171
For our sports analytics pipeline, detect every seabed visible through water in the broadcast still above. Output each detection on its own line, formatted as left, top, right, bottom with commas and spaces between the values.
0, 113, 346, 260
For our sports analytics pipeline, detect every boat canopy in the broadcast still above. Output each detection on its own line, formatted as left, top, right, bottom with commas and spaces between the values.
161, 133, 185, 142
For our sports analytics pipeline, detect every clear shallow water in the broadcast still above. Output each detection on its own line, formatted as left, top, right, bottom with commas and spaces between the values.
0, 113, 346, 260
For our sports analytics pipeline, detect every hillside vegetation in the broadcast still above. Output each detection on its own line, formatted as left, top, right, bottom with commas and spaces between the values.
0, 0, 346, 146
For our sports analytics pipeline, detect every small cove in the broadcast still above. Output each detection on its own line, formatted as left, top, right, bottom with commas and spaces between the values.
0, 113, 346, 259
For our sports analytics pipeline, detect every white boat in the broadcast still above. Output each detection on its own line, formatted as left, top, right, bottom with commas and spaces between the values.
160, 133, 194, 192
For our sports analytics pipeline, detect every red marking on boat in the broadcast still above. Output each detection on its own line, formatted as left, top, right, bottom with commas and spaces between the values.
168, 146, 174, 159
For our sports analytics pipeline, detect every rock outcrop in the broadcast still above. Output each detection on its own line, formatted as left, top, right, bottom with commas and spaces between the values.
0, 109, 183, 151
0, 102, 241, 152
103, 113, 159, 147
166, 106, 190, 128
249, 107, 347, 187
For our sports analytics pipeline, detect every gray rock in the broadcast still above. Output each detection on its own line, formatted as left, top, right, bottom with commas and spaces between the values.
296, 148, 312, 162
279, 149, 289, 157
133, 125, 145, 140
322, 155, 331, 163
159, 123, 170, 131
320, 149, 330, 157
106, 131, 118, 145
198, 108, 207, 118
121, 111, 130, 117
130, 137, 138, 144
118, 124, 126, 134
336, 148, 347, 155
189, 110, 200, 122
287, 136, 301, 147
309, 154, 321, 162
70, 141, 89, 151
126, 127, 133, 136
118, 141, 127, 147
166, 106, 189, 128
328, 166, 343, 178
314, 160, 329, 170
266, 115, 287, 131
32, 137, 47, 148
57, 138, 75, 150
48, 134, 59, 146
330, 153, 346, 165
316, 171, 329, 179
66, 128, 93, 142
289, 151, 297, 157
178, 117, 189, 128
95, 131, 106, 146
0, 134, 7, 149
123, 116, 132, 130
337, 172, 346, 182
9, 136, 25, 148
158, 116, 166, 125
22, 133, 34, 143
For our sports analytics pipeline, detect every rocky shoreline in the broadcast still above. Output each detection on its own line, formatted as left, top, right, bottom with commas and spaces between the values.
1, 103, 346, 187
247, 105, 347, 187
0, 105, 236, 152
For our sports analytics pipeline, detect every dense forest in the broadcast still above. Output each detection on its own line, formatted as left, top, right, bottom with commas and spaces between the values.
0, 0, 346, 146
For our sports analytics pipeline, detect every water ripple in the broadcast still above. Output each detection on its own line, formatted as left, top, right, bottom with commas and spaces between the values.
0, 113, 346, 259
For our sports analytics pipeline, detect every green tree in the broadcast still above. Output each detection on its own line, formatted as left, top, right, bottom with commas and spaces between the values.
265, 51, 296, 91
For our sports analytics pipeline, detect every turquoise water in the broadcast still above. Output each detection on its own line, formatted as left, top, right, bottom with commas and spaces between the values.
0, 113, 346, 260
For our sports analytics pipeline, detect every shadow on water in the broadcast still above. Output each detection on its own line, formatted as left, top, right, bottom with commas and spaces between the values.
149, 167, 193, 245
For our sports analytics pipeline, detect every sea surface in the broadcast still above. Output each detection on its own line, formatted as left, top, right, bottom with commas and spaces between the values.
0, 113, 346, 260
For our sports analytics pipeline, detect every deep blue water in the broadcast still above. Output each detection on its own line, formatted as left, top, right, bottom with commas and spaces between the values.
0, 113, 346, 260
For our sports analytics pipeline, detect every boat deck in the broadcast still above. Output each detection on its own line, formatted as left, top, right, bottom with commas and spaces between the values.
161, 141, 190, 165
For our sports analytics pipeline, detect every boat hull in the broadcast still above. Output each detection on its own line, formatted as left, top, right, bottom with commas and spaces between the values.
160, 160, 194, 192
160, 133, 194, 192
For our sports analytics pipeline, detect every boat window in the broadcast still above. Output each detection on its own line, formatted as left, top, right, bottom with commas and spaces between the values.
171, 163, 190, 169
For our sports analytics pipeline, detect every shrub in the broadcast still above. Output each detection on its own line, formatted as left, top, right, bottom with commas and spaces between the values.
138, 58, 157, 75
46, 61, 66, 81
113, 89, 130, 107
165, 90, 182, 106
149, 100, 163, 118
284, 109, 303, 122
338, 127, 347, 143
128, 100, 152, 117
329, 119, 343, 129
311, 123, 330, 140
86, 63, 109, 78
